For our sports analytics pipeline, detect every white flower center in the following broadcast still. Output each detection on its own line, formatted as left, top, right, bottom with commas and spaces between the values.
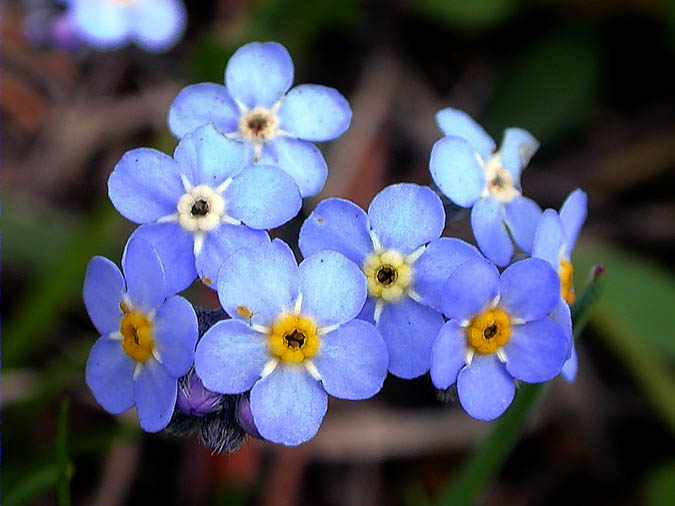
238, 106, 279, 144
481, 154, 520, 204
177, 185, 226, 232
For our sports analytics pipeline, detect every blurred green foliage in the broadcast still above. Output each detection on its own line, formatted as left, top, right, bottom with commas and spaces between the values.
644, 460, 675, 506
415, 0, 519, 31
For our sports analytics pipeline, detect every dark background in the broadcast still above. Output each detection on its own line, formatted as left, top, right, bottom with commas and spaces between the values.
2, 1, 675, 505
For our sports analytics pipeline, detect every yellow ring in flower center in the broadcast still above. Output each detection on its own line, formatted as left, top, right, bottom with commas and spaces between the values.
268, 314, 320, 364
363, 250, 412, 302
559, 259, 575, 305
120, 310, 155, 363
466, 308, 512, 355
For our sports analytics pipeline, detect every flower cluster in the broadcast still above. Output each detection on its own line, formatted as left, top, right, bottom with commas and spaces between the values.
83, 41, 588, 446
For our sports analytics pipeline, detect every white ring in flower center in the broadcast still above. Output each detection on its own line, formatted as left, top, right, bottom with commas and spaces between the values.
177, 185, 226, 232
481, 154, 520, 203
238, 106, 279, 144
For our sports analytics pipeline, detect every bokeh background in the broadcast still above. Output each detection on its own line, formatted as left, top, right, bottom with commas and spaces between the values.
2, 1, 675, 505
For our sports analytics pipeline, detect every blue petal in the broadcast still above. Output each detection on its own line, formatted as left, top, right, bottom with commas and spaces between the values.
435, 107, 496, 161
499, 128, 539, 183
196, 225, 270, 287
121, 236, 167, 311
108, 148, 183, 224
471, 197, 513, 267
532, 209, 565, 268
278, 84, 352, 142
368, 183, 445, 254
71, 1, 129, 50
174, 124, 252, 186
559, 188, 587, 255
130, 0, 186, 52
441, 257, 499, 322
227, 164, 302, 230
85, 336, 134, 414
499, 258, 559, 322
299, 198, 372, 266
357, 296, 376, 322
413, 238, 483, 313
250, 365, 328, 446
457, 355, 515, 421
504, 318, 568, 383
153, 295, 198, 378
129, 223, 196, 294
377, 298, 444, 379
168, 83, 239, 139
83, 256, 125, 335
505, 196, 542, 254
561, 343, 578, 382
217, 239, 299, 327
299, 250, 366, 327
429, 136, 485, 208
133, 360, 177, 432
225, 41, 294, 108
195, 320, 269, 394
430, 321, 467, 390
312, 320, 388, 400
261, 137, 327, 198
551, 299, 574, 365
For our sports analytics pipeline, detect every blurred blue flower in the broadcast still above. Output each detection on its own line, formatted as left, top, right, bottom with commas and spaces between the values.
108, 124, 302, 292
430, 257, 570, 421
429, 107, 543, 266
83, 236, 198, 432
168, 41, 352, 198
194, 240, 388, 446
299, 183, 483, 379
63, 0, 186, 52
532, 189, 588, 381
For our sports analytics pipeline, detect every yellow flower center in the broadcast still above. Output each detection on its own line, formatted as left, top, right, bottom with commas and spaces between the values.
120, 310, 155, 363
268, 314, 320, 364
466, 308, 512, 355
559, 259, 576, 305
363, 250, 412, 302
239, 107, 279, 143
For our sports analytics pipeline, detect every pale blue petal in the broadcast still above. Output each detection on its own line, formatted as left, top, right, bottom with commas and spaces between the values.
131, 0, 186, 52
225, 41, 294, 108
313, 320, 388, 400
430, 321, 467, 390
441, 257, 499, 322
299, 250, 366, 327
227, 164, 302, 230
551, 299, 574, 365
250, 365, 328, 446
504, 318, 568, 383
532, 209, 565, 268
133, 360, 177, 432
429, 136, 485, 208
377, 298, 444, 379
279, 84, 352, 142
153, 295, 198, 378
261, 137, 327, 198
500, 128, 539, 183
83, 256, 125, 335
499, 258, 559, 322
85, 337, 134, 414
559, 188, 587, 255
71, 0, 129, 50
471, 197, 513, 267
505, 196, 542, 254
561, 343, 578, 382
195, 320, 268, 394
368, 183, 445, 254
108, 148, 183, 224
168, 83, 239, 139
435, 107, 495, 161
121, 236, 166, 311
299, 198, 372, 266
457, 355, 515, 421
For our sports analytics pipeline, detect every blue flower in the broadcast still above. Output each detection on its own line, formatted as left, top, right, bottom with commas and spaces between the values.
83, 236, 198, 432
299, 183, 483, 379
63, 0, 186, 52
429, 107, 543, 267
194, 240, 388, 446
532, 188, 588, 382
168, 41, 352, 198
108, 124, 302, 292
430, 257, 570, 421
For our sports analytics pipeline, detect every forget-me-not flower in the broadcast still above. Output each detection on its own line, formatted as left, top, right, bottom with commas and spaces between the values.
299, 183, 484, 379
430, 256, 570, 421
63, 0, 186, 53
532, 188, 588, 381
108, 124, 302, 292
83, 236, 198, 432
429, 107, 542, 267
194, 239, 388, 446
168, 41, 352, 198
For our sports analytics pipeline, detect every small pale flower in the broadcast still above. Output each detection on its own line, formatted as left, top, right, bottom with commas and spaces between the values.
299, 183, 484, 379
429, 107, 543, 266
83, 237, 198, 432
430, 257, 570, 421
194, 240, 388, 446
168, 41, 352, 198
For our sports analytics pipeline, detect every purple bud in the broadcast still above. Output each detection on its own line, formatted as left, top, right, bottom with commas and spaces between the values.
51, 14, 82, 51
236, 396, 261, 439
176, 372, 222, 417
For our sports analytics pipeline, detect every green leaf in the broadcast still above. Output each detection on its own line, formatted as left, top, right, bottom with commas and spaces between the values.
56, 398, 73, 506
644, 460, 675, 506
3, 465, 59, 506
414, 0, 519, 31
